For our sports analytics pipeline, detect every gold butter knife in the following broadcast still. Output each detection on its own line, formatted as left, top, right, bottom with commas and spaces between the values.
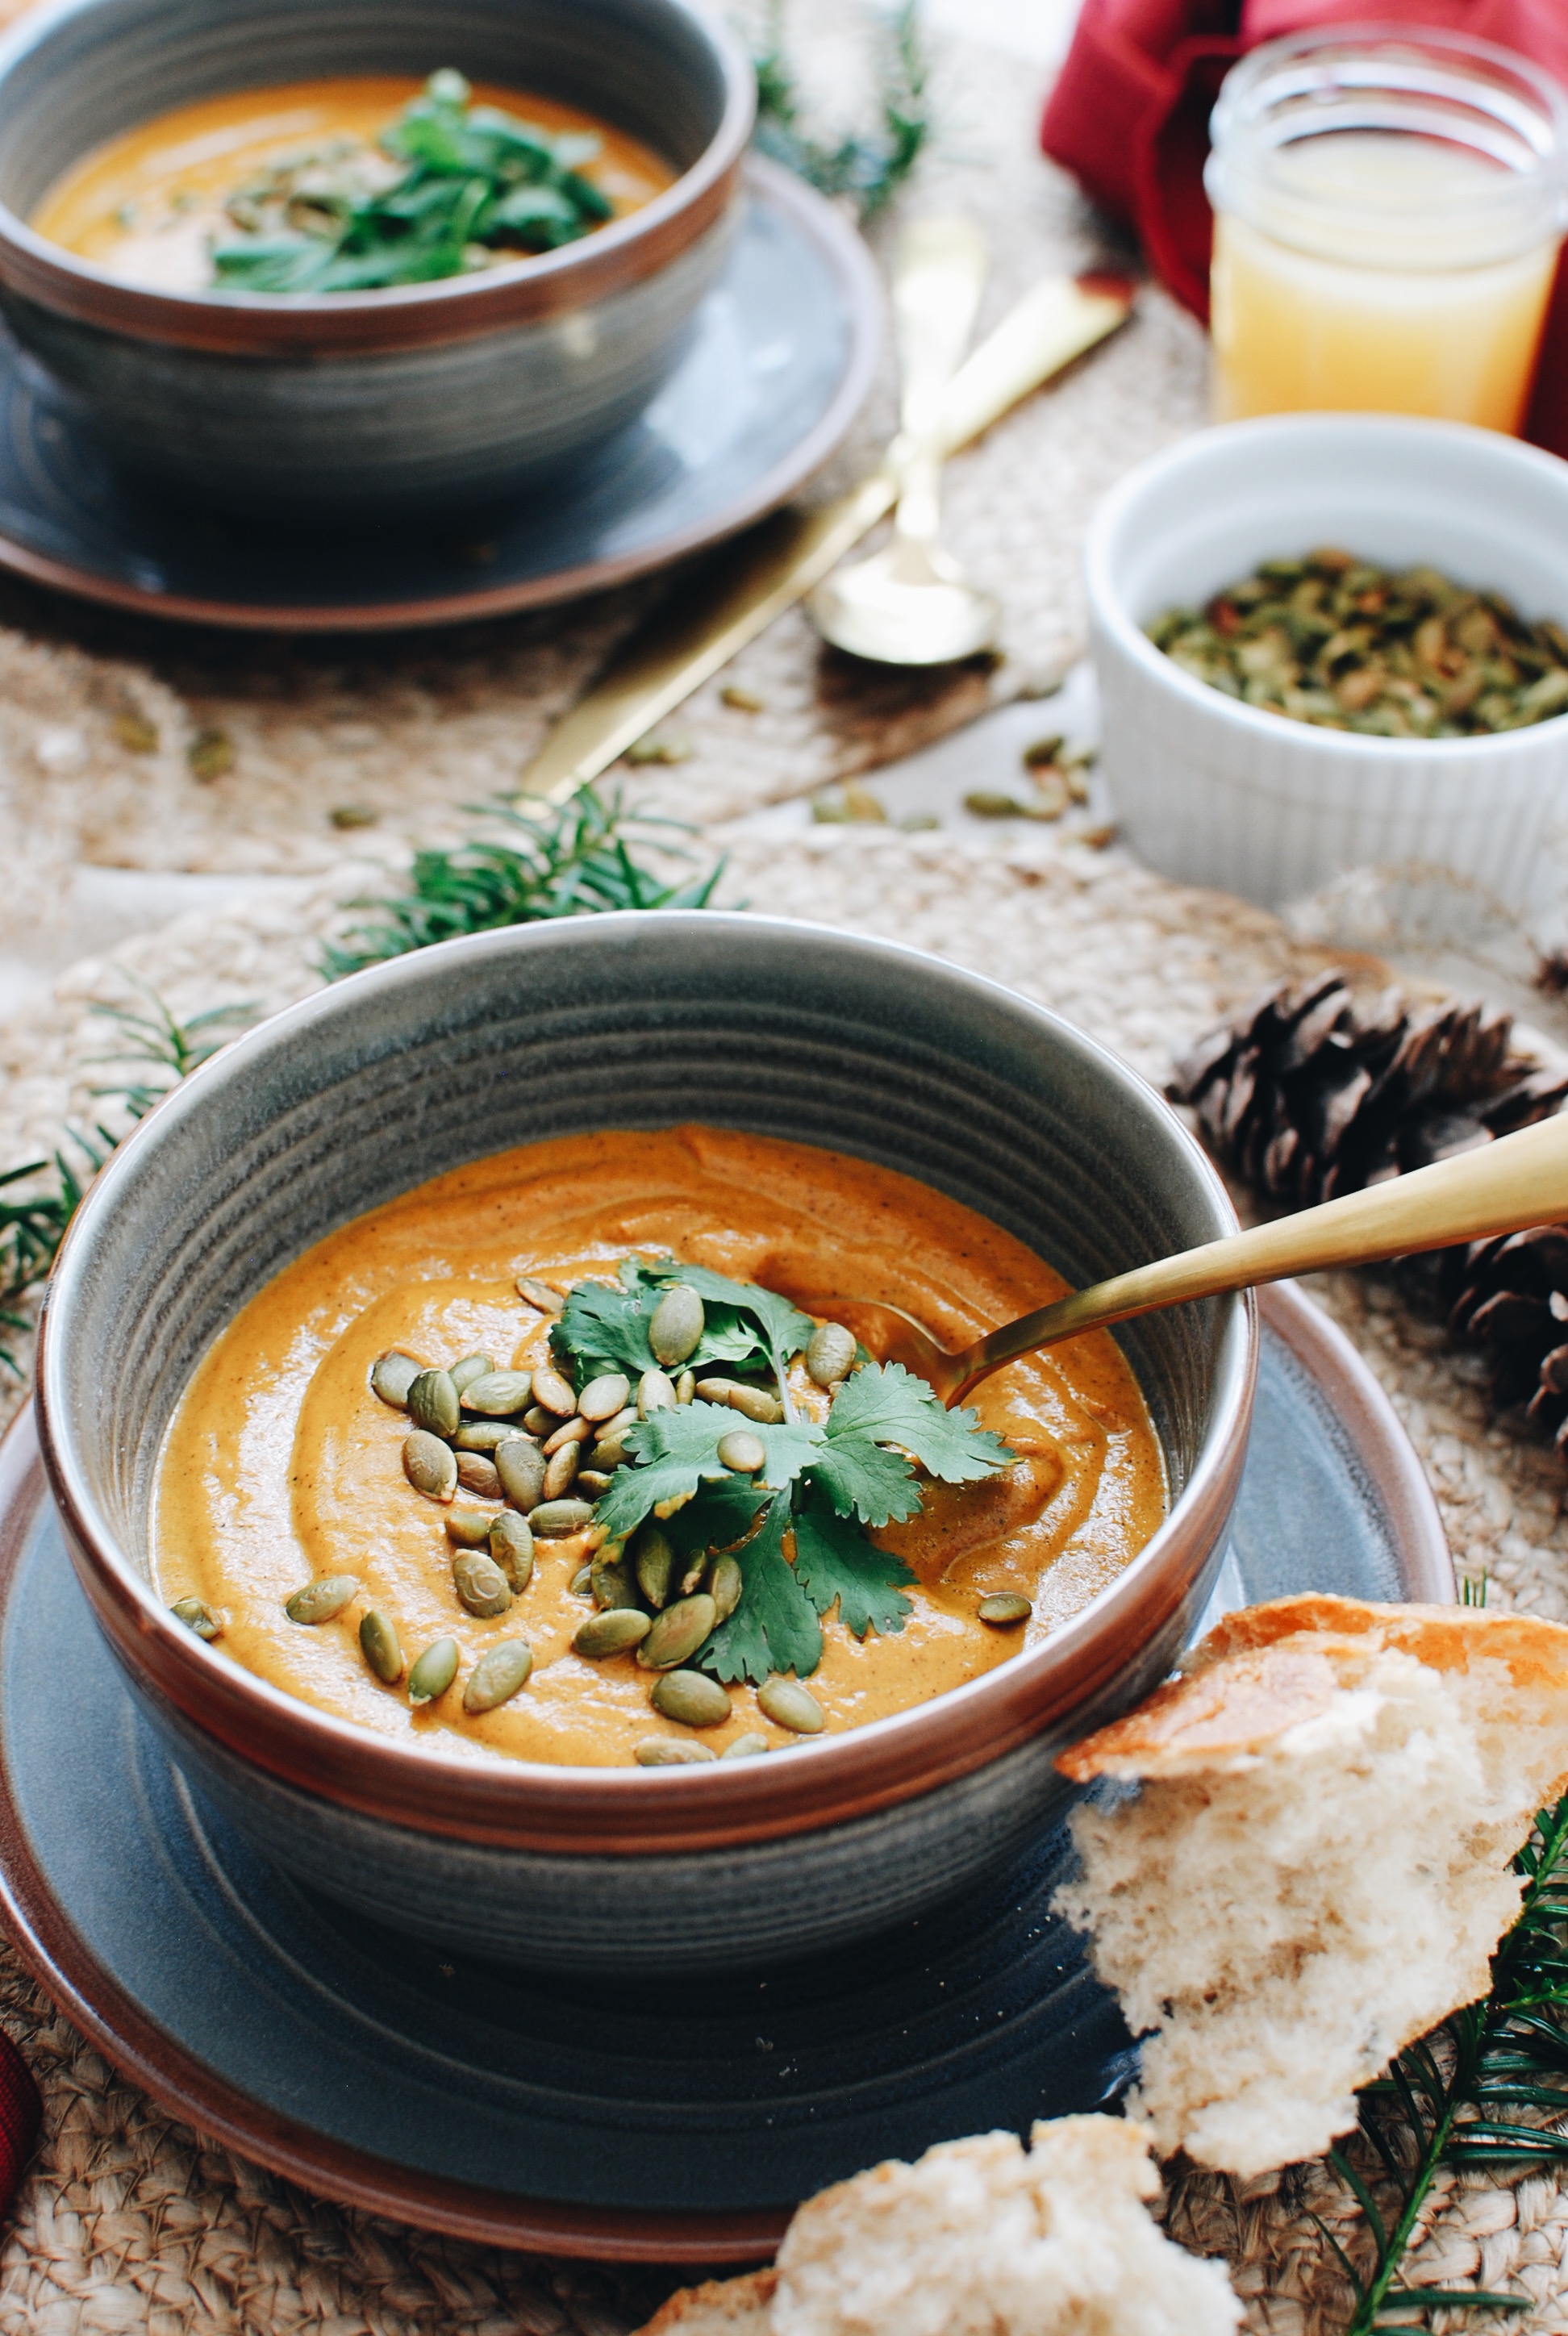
519, 272, 1134, 803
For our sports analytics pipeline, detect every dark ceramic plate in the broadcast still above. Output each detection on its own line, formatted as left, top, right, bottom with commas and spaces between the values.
0, 156, 879, 632
0, 1283, 1448, 2262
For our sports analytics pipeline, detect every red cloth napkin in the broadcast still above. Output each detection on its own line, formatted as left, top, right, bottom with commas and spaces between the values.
1040, 0, 1568, 456
0, 2029, 40, 2213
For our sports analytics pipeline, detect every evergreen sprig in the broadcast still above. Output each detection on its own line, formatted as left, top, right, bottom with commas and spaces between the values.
319, 786, 720, 978
1322, 1792, 1568, 2331
752, 0, 929, 220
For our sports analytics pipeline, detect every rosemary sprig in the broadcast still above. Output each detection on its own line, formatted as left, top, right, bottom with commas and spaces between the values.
752, 0, 929, 219
319, 786, 720, 978
1324, 1792, 1568, 2331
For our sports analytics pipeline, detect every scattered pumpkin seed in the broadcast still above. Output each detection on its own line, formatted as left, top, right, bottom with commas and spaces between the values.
805, 1323, 856, 1387
452, 1550, 513, 1618
409, 1637, 459, 1705
965, 789, 1027, 819
717, 1428, 766, 1475
649, 1284, 704, 1366
635, 1737, 716, 1765
978, 1592, 1032, 1625
652, 1669, 731, 1727
407, 1367, 460, 1439
638, 1368, 678, 1416
490, 1511, 535, 1593
515, 1275, 565, 1314
586, 1435, 629, 1472
449, 1353, 495, 1397
286, 1573, 361, 1624
445, 1506, 496, 1548
696, 1379, 782, 1424
637, 1592, 718, 1670
723, 1732, 770, 1760
543, 1413, 591, 1455
633, 1525, 676, 1609
462, 1367, 532, 1416
187, 726, 235, 781
402, 1430, 457, 1503
544, 1441, 581, 1499
495, 1435, 546, 1511
530, 1362, 577, 1416
531, 1497, 595, 1536
757, 1677, 825, 1733
360, 1608, 403, 1683
591, 1554, 641, 1610
371, 1349, 423, 1408
720, 684, 765, 711
675, 1370, 696, 1404
522, 1404, 555, 1435
570, 1564, 594, 1596
624, 731, 691, 765
329, 803, 377, 829
578, 1371, 632, 1422
456, 1452, 503, 1499
114, 709, 158, 753
575, 1608, 653, 1657
578, 1468, 614, 1496
708, 1554, 743, 1622
171, 1596, 221, 1640
464, 1639, 533, 1713
1022, 734, 1065, 769
455, 1420, 514, 1451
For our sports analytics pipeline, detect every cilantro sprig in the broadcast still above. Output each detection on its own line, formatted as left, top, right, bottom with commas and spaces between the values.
552, 1256, 1014, 1688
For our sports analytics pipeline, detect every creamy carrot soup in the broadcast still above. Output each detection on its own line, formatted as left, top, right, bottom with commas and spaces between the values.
152, 1127, 1167, 1768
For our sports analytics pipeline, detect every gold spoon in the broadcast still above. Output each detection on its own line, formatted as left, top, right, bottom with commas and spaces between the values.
808, 215, 1001, 667
802, 1112, 1568, 1407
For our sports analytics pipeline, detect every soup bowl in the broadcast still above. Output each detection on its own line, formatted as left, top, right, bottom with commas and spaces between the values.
0, 0, 753, 516
35, 913, 1256, 1973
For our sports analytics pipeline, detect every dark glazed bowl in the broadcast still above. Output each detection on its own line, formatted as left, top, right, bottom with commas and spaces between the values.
36, 915, 1257, 1972
0, 0, 754, 515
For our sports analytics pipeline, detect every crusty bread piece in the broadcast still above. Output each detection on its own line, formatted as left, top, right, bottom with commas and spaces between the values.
637, 2119, 1240, 2336
1054, 1595, 1568, 2175
637, 2270, 778, 2334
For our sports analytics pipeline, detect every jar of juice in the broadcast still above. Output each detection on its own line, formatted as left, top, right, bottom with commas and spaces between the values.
1207, 27, 1568, 433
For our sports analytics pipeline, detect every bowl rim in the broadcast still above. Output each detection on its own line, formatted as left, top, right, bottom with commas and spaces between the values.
1084, 410, 1568, 761
35, 911, 1259, 1858
0, 0, 756, 357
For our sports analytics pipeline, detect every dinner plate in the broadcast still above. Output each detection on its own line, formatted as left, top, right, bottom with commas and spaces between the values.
0, 156, 879, 632
0, 1283, 1448, 2262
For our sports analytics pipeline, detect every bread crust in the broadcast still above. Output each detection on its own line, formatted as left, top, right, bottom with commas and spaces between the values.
636, 2268, 778, 2334
1058, 1595, 1568, 1781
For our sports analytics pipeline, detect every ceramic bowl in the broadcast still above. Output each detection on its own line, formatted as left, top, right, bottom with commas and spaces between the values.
1085, 414, 1568, 920
0, 0, 753, 517
36, 913, 1256, 1974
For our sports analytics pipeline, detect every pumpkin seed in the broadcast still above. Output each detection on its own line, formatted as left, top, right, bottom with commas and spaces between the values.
757, 1677, 825, 1733
675, 1370, 696, 1404
723, 1732, 770, 1760
171, 1596, 222, 1641
806, 1323, 857, 1387
578, 1371, 631, 1422
445, 1506, 495, 1548
490, 1511, 535, 1593
360, 1608, 403, 1683
543, 1414, 591, 1456
635, 1737, 717, 1766
633, 1525, 676, 1609
586, 1436, 628, 1472
531, 1498, 594, 1536
286, 1573, 361, 1625
599, 1404, 640, 1440
592, 1554, 641, 1610
637, 1593, 718, 1671
578, 1469, 614, 1498
515, 1274, 564, 1315
464, 1640, 533, 1713
452, 1550, 513, 1618
978, 1592, 1032, 1626
530, 1362, 577, 1416
574, 1608, 653, 1657
638, 1368, 677, 1417
495, 1436, 546, 1512
462, 1368, 533, 1417
371, 1349, 423, 1408
455, 1420, 513, 1451
717, 1428, 765, 1475
544, 1441, 581, 1500
408, 1637, 459, 1705
651, 1669, 731, 1727
456, 1453, 503, 1499
407, 1367, 460, 1439
697, 1379, 782, 1425
449, 1353, 495, 1397
522, 1405, 554, 1435
569, 1564, 594, 1596
708, 1554, 743, 1622
649, 1284, 704, 1366
403, 1431, 457, 1502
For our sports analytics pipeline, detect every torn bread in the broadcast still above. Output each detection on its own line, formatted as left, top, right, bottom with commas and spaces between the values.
637, 2118, 1240, 2336
1054, 1594, 1568, 2175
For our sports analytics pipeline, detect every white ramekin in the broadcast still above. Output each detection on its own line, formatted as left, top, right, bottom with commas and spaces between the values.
1084, 414, 1568, 919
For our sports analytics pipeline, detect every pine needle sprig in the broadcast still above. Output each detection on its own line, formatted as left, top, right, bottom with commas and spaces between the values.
1324, 1792, 1568, 2331
319, 786, 721, 978
752, 0, 929, 220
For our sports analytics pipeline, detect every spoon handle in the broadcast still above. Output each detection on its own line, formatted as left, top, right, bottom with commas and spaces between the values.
955, 1112, 1568, 1398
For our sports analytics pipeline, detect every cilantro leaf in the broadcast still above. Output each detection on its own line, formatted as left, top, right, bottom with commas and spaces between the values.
790, 1498, 915, 1639
807, 1434, 923, 1529
827, 1361, 1015, 1482
643, 1260, 815, 1388
552, 1262, 660, 1381
663, 1477, 771, 1567
697, 1491, 822, 1683
594, 1404, 824, 1540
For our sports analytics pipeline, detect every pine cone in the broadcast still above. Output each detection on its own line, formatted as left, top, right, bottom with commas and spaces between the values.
1445, 1228, 1568, 1456
1169, 969, 1568, 1208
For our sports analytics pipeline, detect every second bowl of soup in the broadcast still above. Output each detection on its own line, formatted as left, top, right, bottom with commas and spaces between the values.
36, 913, 1255, 1971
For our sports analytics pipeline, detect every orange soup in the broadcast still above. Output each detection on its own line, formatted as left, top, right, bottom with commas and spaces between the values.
151, 1127, 1167, 1768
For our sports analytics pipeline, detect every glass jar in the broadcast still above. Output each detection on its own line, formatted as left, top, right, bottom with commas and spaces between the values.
1206, 25, 1568, 432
